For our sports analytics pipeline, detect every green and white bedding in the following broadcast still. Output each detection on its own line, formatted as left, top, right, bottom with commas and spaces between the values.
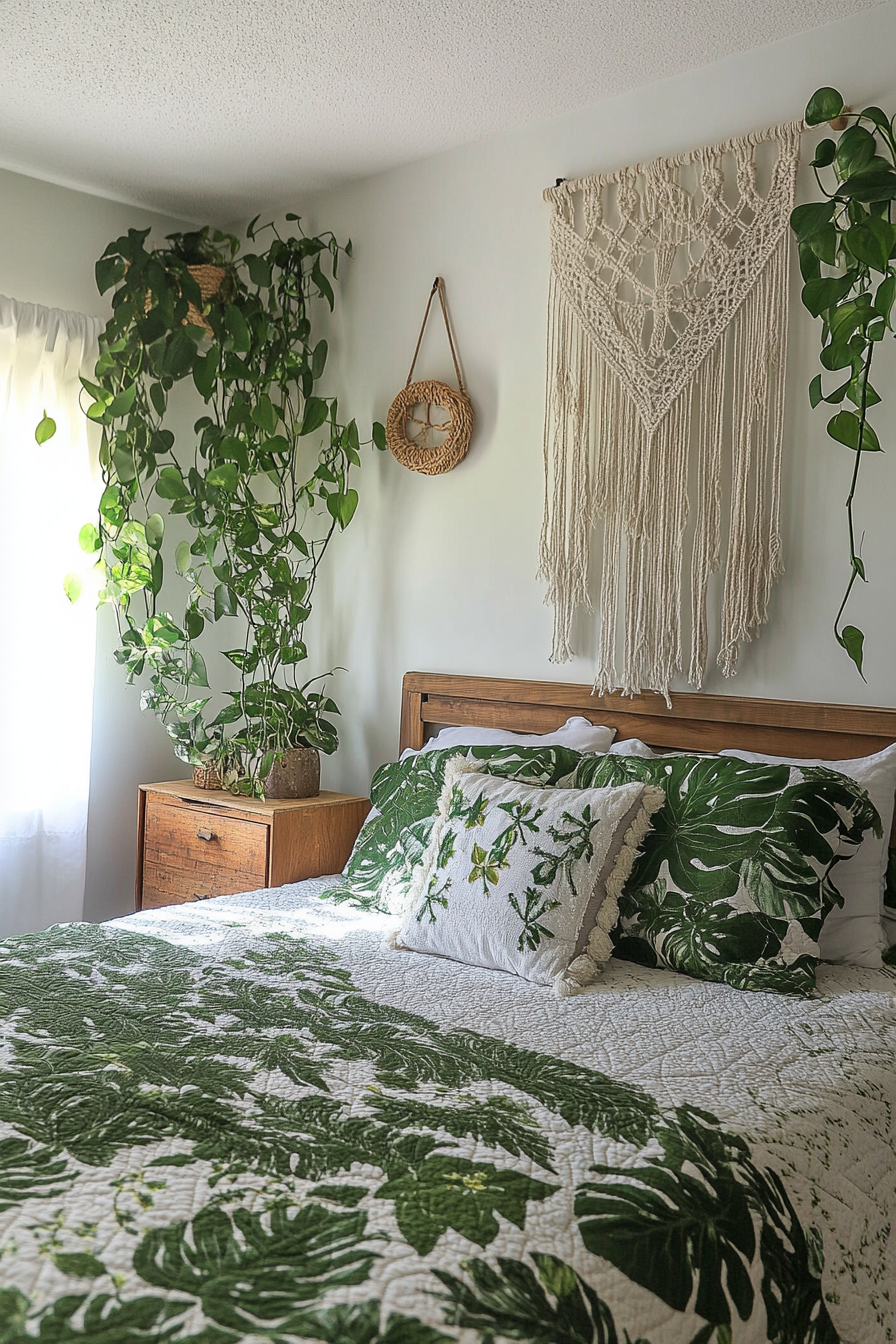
0, 879, 893, 1344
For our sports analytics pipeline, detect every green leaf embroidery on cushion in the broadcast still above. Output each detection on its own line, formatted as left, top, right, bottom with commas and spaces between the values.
507, 887, 562, 952
329, 745, 586, 914
469, 841, 508, 895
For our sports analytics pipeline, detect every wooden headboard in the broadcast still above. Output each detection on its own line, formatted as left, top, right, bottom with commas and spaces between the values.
399, 671, 896, 847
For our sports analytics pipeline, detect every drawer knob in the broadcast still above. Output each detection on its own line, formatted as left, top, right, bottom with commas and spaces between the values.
196, 828, 216, 842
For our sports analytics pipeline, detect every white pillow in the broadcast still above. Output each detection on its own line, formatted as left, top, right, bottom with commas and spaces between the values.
609, 738, 656, 757
720, 744, 896, 968
389, 758, 664, 994
418, 716, 615, 755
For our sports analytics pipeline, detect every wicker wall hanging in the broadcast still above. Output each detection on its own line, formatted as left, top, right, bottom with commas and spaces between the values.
386, 277, 473, 475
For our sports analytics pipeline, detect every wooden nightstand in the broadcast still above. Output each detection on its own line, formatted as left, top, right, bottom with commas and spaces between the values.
135, 780, 370, 911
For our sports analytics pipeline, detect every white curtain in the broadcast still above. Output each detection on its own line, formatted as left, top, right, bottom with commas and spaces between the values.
0, 296, 102, 935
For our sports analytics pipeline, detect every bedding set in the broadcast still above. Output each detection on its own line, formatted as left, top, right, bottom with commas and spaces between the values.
0, 717, 893, 1344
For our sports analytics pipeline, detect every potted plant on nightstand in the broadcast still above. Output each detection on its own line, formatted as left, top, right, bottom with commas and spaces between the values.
53, 215, 386, 797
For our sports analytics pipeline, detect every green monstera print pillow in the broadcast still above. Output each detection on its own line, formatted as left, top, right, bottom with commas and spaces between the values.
323, 743, 585, 915
559, 752, 881, 996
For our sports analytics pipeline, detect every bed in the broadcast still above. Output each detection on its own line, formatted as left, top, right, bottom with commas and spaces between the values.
0, 672, 893, 1344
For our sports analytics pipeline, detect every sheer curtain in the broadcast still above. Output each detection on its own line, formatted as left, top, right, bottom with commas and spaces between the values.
0, 296, 102, 935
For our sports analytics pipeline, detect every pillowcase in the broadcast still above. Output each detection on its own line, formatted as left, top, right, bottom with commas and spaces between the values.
417, 716, 615, 755
391, 759, 665, 993
323, 744, 588, 915
721, 744, 896, 967
560, 753, 881, 996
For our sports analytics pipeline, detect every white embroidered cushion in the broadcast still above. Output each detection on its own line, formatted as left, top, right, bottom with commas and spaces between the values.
390, 759, 664, 994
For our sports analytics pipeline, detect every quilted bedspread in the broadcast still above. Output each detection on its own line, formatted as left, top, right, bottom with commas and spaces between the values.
0, 879, 893, 1344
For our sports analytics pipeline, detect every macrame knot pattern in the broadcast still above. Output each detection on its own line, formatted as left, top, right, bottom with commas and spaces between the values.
540, 121, 802, 704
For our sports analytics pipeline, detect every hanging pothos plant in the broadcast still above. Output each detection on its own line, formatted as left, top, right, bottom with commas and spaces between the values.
42, 217, 386, 795
791, 87, 896, 678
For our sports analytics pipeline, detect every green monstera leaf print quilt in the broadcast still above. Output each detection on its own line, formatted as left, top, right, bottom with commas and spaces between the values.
0, 881, 892, 1344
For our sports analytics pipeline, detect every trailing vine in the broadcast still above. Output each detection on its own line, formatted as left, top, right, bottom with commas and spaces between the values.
42, 217, 385, 795
790, 87, 896, 677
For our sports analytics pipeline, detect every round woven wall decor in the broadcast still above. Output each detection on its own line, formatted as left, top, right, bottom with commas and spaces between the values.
386, 278, 473, 475
386, 378, 474, 476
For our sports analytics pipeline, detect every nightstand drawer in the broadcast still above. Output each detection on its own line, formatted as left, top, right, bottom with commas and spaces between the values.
143, 797, 268, 883
141, 858, 263, 908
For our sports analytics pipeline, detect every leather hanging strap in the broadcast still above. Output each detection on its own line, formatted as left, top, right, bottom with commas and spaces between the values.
405, 277, 465, 392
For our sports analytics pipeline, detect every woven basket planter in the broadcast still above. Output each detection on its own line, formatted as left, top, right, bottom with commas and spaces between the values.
386, 379, 474, 476
193, 763, 222, 790
144, 264, 231, 333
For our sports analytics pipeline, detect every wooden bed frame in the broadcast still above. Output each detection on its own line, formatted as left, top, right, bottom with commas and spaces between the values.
399, 671, 896, 849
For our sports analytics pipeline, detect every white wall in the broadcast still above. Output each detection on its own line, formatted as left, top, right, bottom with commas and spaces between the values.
0, 168, 194, 922
285, 1, 896, 801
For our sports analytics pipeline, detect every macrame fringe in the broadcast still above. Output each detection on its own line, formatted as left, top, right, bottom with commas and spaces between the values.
539, 122, 799, 703
553, 784, 666, 996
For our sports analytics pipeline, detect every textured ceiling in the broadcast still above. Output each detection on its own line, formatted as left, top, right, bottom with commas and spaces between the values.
0, 0, 882, 221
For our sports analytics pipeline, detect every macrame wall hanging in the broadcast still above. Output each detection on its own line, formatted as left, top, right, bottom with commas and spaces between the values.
387, 277, 474, 475
540, 121, 802, 703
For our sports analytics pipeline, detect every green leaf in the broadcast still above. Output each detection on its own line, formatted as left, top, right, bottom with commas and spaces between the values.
837, 169, 896, 202
79, 523, 102, 553
95, 254, 126, 294
845, 216, 896, 270
810, 138, 836, 168
149, 381, 167, 417
838, 624, 865, 677
193, 351, 218, 401
63, 574, 82, 603
805, 87, 846, 126
826, 409, 881, 451
175, 540, 192, 575
214, 583, 238, 620
820, 340, 855, 371
576, 1113, 756, 1325
801, 273, 855, 317
145, 513, 164, 550
246, 253, 272, 288
311, 339, 328, 378
835, 124, 877, 177
326, 488, 359, 529
206, 463, 239, 491
189, 651, 209, 687
35, 411, 57, 444
372, 420, 388, 451
184, 606, 205, 640
52, 1252, 107, 1279
876, 272, 896, 320
790, 200, 835, 239
375, 1156, 557, 1257
300, 397, 330, 436
808, 374, 824, 409
250, 395, 278, 435
134, 1202, 378, 1337
807, 223, 838, 267
155, 466, 190, 500
225, 303, 252, 352
106, 382, 138, 418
